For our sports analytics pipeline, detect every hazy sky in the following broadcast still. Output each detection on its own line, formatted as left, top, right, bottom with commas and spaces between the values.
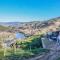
0, 0, 60, 22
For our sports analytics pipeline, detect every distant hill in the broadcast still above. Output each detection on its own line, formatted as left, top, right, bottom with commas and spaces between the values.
0, 25, 10, 31
0, 17, 60, 34
0, 17, 60, 28
18, 17, 60, 35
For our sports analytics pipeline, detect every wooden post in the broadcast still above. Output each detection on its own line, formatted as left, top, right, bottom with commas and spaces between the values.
3, 43, 7, 56
13, 42, 16, 54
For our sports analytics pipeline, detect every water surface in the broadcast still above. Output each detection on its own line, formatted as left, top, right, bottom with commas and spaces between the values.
15, 32, 25, 39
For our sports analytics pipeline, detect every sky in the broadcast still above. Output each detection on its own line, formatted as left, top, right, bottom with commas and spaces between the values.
0, 0, 60, 22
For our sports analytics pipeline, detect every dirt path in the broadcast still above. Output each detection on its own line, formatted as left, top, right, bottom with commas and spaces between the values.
29, 43, 60, 60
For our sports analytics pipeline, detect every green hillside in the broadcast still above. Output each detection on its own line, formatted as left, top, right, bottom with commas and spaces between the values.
0, 25, 10, 31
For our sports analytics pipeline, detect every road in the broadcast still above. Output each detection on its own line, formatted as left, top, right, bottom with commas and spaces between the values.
29, 43, 60, 60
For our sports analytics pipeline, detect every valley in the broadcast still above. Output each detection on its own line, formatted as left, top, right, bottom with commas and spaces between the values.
0, 17, 60, 60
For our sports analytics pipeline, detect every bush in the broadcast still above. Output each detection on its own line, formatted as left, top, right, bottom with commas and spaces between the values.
16, 35, 42, 49
31, 48, 50, 54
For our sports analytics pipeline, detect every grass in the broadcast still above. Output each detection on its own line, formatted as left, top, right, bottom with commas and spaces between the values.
0, 49, 4, 57
0, 48, 50, 60
31, 48, 49, 54
0, 32, 50, 60
0, 25, 10, 31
